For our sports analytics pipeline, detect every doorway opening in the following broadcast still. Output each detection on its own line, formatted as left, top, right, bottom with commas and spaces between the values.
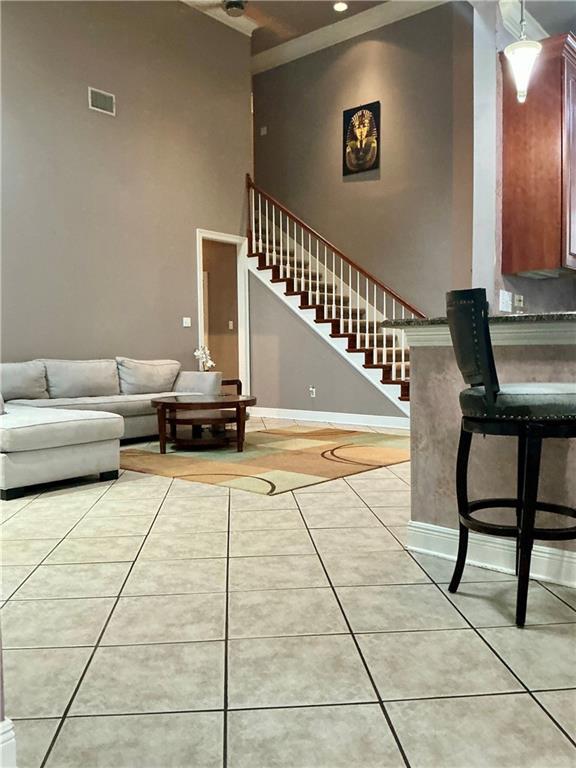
196, 229, 250, 389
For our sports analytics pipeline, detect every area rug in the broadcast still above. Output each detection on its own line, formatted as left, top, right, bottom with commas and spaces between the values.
120, 426, 410, 495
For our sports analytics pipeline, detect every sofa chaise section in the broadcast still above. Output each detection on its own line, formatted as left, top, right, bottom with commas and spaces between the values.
0, 404, 123, 500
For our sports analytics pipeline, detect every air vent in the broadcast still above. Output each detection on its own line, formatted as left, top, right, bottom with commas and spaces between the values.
88, 87, 116, 116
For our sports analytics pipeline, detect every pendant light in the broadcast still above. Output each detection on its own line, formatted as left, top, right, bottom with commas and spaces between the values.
504, 0, 542, 103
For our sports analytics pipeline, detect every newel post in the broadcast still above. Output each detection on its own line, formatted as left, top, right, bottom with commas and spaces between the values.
245, 173, 253, 252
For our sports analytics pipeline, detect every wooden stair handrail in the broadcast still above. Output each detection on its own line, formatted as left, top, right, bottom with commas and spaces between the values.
246, 173, 426, 318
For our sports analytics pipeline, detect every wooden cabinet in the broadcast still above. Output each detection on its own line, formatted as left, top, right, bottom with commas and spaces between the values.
502, 33, 576, 275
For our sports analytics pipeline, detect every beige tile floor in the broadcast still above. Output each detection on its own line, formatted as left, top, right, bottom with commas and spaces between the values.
1, 420, 575, 768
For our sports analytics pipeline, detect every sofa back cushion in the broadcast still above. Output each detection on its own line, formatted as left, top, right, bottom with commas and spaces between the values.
42, 359, 120, 399
0, 361, 49, 401
116, 357, 181, 395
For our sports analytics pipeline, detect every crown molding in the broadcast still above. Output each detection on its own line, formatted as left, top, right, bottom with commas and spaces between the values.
498, 0, 549, 41
182, 1, 258, 37
252, 0, 448, 75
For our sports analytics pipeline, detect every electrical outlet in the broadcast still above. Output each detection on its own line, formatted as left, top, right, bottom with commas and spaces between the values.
499, 290, 513, 313
228, 320, 234, 331
182, 317, 192, 328
260, 125, 268, 136
514, 294, 524, 309
309, 385, 316, 399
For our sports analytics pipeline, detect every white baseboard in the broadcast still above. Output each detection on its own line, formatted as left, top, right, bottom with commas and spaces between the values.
250, 407, 410, 430
0, 720, 17, 768
407, 521, 576, 588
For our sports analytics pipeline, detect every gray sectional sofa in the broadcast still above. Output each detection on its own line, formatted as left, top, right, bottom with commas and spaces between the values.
0, 358, 221, 499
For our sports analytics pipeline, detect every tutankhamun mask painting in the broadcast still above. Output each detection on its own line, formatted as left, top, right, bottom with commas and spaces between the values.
342, 101, 380, 176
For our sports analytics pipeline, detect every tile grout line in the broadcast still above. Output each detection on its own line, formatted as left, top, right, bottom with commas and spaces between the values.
222, 486, 232, 768
537, 580, 576, 615
7, 619, 576, 652
38, 477, 178, 768
343, 478, 407, 533
400, 546, 576, 750
291, 491, 412, 768
10, 685, 576, 723
342, 476, 576, 750
0, 493, 40, 525
3, 485, 117, 601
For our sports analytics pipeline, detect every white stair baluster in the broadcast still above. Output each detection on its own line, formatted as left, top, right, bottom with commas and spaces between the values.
323, 245, 328, 308
265, 199, 269, 263
272, 206, 276, 268
373, 283, 377, 359
316, 240, 320, 307
356, 270, 360, 350
391, 300, 397, 380
258, 194, 262, 252
400, 305, 406, 380
332, 251, 336, 320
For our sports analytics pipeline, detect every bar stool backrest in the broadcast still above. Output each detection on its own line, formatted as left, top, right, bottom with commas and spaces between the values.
446, 288, 500, 415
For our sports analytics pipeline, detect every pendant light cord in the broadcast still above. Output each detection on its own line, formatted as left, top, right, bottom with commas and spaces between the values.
519, 0, 526, 40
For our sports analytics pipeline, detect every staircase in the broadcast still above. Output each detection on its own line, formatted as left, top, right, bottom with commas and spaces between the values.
246, 175, 426, 402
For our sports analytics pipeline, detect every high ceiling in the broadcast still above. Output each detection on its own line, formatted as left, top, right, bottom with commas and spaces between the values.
247, 1, 385, 54
187, 0, 575, 53
528, 1, 576, 36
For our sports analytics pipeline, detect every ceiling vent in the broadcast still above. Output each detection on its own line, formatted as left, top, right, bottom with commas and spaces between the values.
88, 87, 116, 116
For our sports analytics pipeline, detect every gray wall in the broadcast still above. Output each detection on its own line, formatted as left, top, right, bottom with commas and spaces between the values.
253, 3, 474, 318
1, 1, 251, 366
249, 275, 406, 418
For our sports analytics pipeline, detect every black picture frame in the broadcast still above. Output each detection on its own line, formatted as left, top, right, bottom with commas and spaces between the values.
342, 101, 380, 176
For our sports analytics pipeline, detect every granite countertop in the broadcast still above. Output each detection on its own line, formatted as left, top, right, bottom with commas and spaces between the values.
385, 312, 576, 328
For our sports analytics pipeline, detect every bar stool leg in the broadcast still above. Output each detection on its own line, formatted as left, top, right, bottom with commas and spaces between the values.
449, 426, 473, 593
515, 433, 527, 576
516, 431, 542, 628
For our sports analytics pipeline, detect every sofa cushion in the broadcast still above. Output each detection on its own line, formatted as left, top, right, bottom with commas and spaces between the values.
8, 392, 201, 418
0, 361, 49, 401
117, 358, 181, 395
0, 394, 4, 415
174, 371, 222, 395
41, 359, 120, 399
0, 405, 124, 453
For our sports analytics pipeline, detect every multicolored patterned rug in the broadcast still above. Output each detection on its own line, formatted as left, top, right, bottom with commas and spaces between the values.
120, 426, 410, 495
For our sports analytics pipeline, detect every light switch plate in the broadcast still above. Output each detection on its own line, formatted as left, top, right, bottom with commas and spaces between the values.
499, 290, 513, 313
182, 317, 192, 328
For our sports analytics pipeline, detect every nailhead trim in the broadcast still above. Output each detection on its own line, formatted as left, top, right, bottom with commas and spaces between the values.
476, 413, 576, 421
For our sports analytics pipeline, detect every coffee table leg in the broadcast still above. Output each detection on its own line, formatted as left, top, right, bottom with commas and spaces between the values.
158, 407, 167, 455
236, 406, 246, 452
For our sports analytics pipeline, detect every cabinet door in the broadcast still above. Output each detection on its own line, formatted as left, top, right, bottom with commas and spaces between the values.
564, 56, 576, 270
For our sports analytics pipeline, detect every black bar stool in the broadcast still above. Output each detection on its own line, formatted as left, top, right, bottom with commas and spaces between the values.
446, 288, 576, 627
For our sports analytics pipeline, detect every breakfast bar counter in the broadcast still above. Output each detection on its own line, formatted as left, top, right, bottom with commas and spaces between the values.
390, 312, 576, 581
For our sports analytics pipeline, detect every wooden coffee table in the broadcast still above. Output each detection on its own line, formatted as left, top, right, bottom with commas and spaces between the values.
151, 394, 257, 454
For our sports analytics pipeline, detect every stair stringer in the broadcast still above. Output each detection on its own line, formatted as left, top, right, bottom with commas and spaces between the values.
246, 254, 410, 418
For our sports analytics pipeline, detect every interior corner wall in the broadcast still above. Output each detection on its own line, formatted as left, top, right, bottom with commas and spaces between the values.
253, 2, 474, 318
248, 275, 406, 419
1, 1, 252, 366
